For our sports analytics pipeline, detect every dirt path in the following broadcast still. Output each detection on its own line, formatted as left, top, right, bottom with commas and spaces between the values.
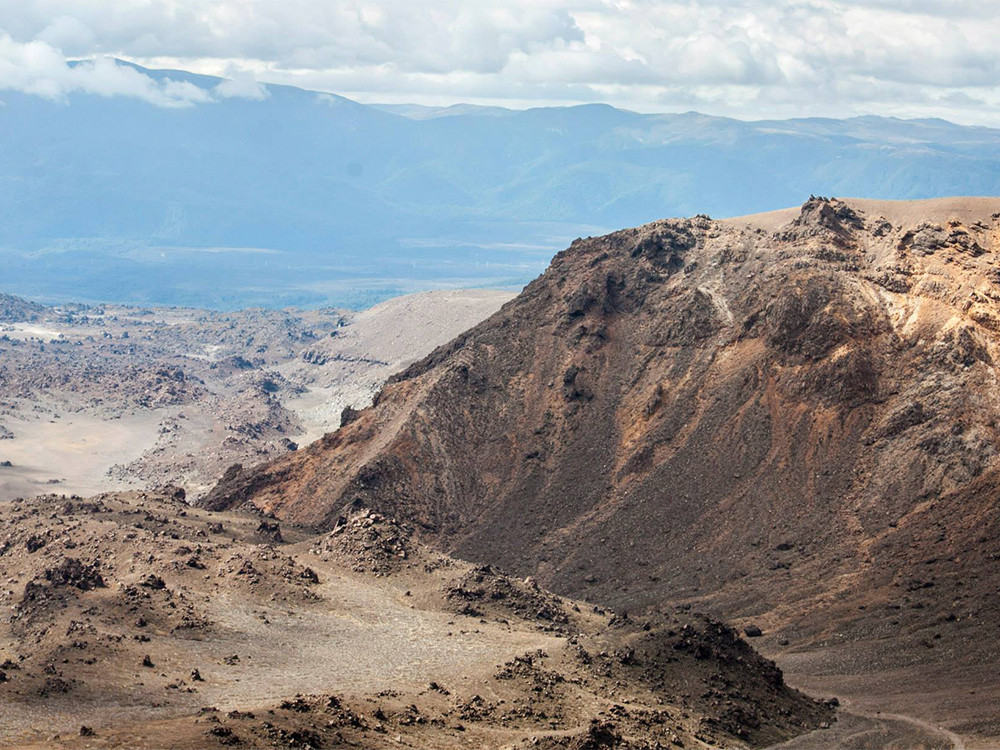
764, 699, 967, 750
841, 698, 967, 750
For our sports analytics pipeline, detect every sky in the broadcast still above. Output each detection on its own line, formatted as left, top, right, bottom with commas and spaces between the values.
1, 0, 999, 123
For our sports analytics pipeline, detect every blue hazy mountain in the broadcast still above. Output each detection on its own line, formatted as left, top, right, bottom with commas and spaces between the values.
2, 60, 1000, 308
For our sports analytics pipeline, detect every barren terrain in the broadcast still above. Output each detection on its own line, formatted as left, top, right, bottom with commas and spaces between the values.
0, 290, 512, 501
4, 198, 999, 748
0, 491, 828, 749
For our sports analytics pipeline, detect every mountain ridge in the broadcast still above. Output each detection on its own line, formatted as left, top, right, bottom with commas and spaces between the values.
5, 59, 1000, 308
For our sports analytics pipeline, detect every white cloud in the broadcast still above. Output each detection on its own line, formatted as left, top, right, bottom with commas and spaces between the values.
0, 36, 208, 106
0, 1, 998, 122
0, 33, 270, 107
35, 16, 95, 55
214, 69, 269, 99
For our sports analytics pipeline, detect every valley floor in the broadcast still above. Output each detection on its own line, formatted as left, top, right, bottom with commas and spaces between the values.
0, 290, 513, 502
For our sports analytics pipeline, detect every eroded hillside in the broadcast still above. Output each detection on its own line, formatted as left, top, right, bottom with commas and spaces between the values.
203, 197, 1000, 742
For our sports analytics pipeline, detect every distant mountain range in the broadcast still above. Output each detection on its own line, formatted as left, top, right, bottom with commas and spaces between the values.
2, 59, 1000, 308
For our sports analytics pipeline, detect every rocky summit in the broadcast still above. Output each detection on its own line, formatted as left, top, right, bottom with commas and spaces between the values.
204, 196, 1000, 741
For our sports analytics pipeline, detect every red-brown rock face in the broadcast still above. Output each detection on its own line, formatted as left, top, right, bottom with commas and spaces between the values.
203, 197, 1000, 666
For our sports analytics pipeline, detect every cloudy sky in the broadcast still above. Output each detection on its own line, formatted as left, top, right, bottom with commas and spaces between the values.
1, 0, 999, 123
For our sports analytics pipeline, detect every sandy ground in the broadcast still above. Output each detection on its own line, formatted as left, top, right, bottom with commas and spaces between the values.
0, 410, 166, 500
0, 325, 66, 342
0, 494, 827, 750
0, 567, 557, 742
281, 385, 344, 446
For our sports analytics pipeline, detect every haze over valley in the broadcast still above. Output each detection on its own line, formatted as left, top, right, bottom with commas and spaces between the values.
3, 61, 1000, 308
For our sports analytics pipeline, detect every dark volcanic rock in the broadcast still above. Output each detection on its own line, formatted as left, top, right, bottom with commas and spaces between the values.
310, 509, 416, 574
340, 405, 361, 427
446, 565, 569, 627
0, 293, 46, 323
254, 521, 284, 544
43, 558, 106, 591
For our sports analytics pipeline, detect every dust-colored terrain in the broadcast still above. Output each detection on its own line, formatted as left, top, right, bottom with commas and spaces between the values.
204, 197, 1000, 747
0, 290, 512, 501
0, 490, 829, 749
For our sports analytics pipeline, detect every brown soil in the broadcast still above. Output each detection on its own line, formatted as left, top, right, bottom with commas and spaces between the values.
0, 491, 826, 749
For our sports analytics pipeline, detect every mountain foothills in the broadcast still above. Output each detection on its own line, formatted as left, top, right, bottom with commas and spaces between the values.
205, 197, 1000, 742
4, 61, 1000, 307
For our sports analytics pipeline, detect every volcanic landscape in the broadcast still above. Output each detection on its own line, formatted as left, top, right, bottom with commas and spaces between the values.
2, 197, 999, 749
